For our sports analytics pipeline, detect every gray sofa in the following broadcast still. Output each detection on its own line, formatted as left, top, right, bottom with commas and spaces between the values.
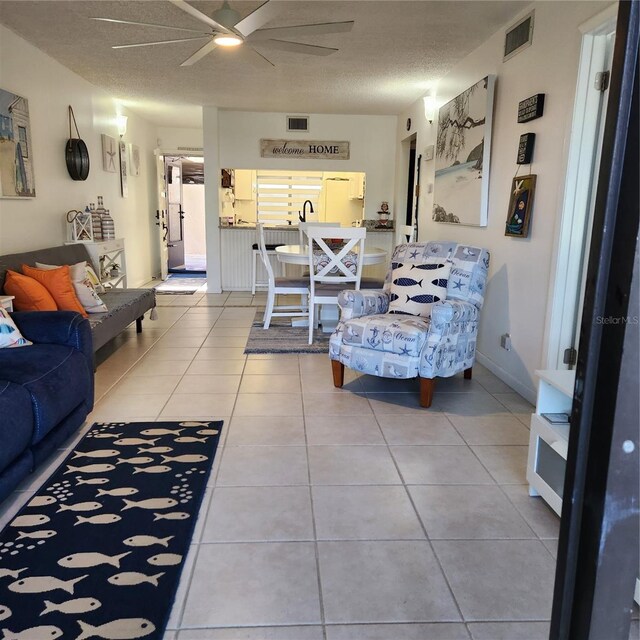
0, 244, 156, 351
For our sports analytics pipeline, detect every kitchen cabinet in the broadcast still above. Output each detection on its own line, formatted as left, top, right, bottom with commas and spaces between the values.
349, 172, 365, 200
234, 170, 256, 201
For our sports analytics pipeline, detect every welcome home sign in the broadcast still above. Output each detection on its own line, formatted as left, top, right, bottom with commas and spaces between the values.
260, 139, 350, 160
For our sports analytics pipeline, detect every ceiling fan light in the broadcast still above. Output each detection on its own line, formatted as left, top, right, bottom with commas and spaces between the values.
213, 34, 243, 47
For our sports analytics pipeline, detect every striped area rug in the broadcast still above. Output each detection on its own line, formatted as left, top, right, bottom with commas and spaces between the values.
244, 320, 330, 354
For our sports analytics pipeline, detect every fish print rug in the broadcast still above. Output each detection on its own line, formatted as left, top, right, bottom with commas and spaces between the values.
0, 419, 223, 640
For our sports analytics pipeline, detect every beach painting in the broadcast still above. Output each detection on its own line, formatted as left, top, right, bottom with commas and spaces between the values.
433, 76, 495, 226
0, 88, 36, 198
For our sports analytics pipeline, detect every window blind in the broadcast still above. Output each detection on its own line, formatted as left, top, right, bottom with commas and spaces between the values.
256, 170, 323, 223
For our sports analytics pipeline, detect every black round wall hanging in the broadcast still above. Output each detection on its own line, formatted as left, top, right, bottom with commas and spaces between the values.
66, 106, 90, 181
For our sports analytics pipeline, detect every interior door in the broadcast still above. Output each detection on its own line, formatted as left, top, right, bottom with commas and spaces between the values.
166, 159, 185, 271
155, 153, 169, 280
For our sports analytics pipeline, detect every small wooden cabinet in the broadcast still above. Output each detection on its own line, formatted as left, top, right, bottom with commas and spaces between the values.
0, 295, 15, 312
527, 369, 573, 514
66, 238, 127, 288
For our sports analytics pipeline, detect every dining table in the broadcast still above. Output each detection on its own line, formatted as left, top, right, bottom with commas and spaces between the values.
274, 244, 388, 266
275, 243, 388, 332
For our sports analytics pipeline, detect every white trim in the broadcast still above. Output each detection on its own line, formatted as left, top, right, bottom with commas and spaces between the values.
543, 12, 616, 370
475, 351, 536, 405
579, 3, 618, 34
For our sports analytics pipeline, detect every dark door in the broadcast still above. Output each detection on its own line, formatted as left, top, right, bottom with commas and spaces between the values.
166, 160, 185, 270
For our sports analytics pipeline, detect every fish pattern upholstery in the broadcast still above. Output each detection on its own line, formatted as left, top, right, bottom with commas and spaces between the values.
329, 242, 489, 380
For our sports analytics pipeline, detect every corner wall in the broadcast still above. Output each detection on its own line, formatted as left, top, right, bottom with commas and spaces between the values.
395, 1, 612, 401
0, 25, 159, 286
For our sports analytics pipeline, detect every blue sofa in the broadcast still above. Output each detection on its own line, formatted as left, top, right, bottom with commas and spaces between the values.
0, 311, 94, 502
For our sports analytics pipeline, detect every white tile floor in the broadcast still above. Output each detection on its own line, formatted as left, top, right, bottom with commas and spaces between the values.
3, 293, 638, 640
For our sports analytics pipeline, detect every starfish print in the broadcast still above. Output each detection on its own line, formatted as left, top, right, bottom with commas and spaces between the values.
410, 250, 419, 259
453, 278, 464, 290
106, 148, 116, 170
399, 345, 412, 356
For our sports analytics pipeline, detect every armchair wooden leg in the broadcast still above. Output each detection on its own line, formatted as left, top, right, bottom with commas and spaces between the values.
464, 367, 473, 380
331, 360, 345, 388
419, 376, 435, 408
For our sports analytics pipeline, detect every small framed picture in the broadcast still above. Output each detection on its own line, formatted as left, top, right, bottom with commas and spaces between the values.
129, 143, 140, 176
505, 174, 536, 238
119, 140, 128, 198
101, 134, 117, 173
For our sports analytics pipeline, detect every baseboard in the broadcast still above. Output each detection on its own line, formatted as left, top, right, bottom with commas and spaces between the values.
475, 351, 537, 404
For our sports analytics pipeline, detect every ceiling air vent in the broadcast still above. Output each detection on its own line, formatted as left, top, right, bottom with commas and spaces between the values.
287, 116, 309, 132
504, 11, 534, 62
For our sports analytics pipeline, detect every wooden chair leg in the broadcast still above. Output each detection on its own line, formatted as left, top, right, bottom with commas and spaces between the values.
331, 360, 344, 388
419, 376, 435, 408
464, 367, 473, 380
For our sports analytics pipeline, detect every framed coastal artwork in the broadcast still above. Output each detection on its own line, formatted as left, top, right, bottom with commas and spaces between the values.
505, 174, 536, 237
101, 134, 117, 173
129, 143, 140, 176
119, 140, 128, 197
433, 75, 495, 226
0, 88, 36, 198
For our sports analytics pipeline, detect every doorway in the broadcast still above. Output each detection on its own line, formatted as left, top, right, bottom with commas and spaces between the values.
163, 156, 206, 274
406, 139, 416, 226
545, 7, 616, 369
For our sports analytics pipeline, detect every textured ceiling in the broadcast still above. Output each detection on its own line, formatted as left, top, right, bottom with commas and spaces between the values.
0, 1, 527, 126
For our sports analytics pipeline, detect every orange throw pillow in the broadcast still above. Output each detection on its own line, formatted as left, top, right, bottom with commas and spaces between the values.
21, 264, 88, 317
4, 270, 58, 312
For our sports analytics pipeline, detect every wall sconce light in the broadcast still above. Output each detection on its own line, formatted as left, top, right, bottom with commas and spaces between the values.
423, 91, 436, 124
116, 115, 128, 137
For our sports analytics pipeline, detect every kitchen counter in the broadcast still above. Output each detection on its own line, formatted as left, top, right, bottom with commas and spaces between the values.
219, 222, 395, 232
219, 223, 395, 290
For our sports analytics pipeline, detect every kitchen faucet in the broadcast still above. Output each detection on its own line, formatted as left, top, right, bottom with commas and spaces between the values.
300, 200, 314, 223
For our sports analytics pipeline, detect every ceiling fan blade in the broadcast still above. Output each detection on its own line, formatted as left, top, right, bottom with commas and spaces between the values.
234, 0, 279, 37
91, 17, 210, 34
259, 39, 338, 56
168, 0, 232, 34
180, 39, 218, 66
249, 46, 275, 68
248, 21, 354, 42
112, 36, 209, 49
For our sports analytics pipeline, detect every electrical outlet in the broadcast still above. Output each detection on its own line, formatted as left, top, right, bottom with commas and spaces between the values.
500, 333, 512, 351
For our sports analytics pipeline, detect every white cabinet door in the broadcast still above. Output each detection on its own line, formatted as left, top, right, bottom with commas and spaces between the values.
234, 170, 255, 200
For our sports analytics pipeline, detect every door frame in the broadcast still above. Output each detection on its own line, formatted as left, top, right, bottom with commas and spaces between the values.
544, 4, 618, 370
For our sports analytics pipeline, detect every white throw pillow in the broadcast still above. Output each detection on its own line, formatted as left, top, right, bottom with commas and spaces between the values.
0, 307, 31, 348
36, 261, 108, 313
388, 259, 451, 318
85, 263, 105, 294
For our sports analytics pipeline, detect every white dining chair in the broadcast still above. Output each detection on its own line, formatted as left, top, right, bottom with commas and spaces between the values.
298, 221, 340, 246
399, 224, 416, 243
257, 222, 309, 329
251, 212, 297, 295
305, 225, 367, 344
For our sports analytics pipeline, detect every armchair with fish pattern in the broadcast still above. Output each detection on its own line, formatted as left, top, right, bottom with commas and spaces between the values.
329, 242, 490, 407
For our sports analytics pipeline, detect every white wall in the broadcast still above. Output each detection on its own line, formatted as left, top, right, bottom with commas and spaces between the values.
395, 1, 611, 401
0, 25, 159, 286
156, 127, 203, 153
218, 111, 397, 221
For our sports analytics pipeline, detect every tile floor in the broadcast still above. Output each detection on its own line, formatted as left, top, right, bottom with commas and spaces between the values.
3, 292, 638, 640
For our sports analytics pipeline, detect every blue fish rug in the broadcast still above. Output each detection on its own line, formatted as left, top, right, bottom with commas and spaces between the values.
0, 419, 223, 639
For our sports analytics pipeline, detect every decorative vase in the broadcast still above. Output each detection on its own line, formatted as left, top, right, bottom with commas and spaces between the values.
101, 210, 115, 240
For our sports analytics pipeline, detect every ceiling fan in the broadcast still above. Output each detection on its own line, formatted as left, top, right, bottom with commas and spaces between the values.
93, 0, 354, 67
